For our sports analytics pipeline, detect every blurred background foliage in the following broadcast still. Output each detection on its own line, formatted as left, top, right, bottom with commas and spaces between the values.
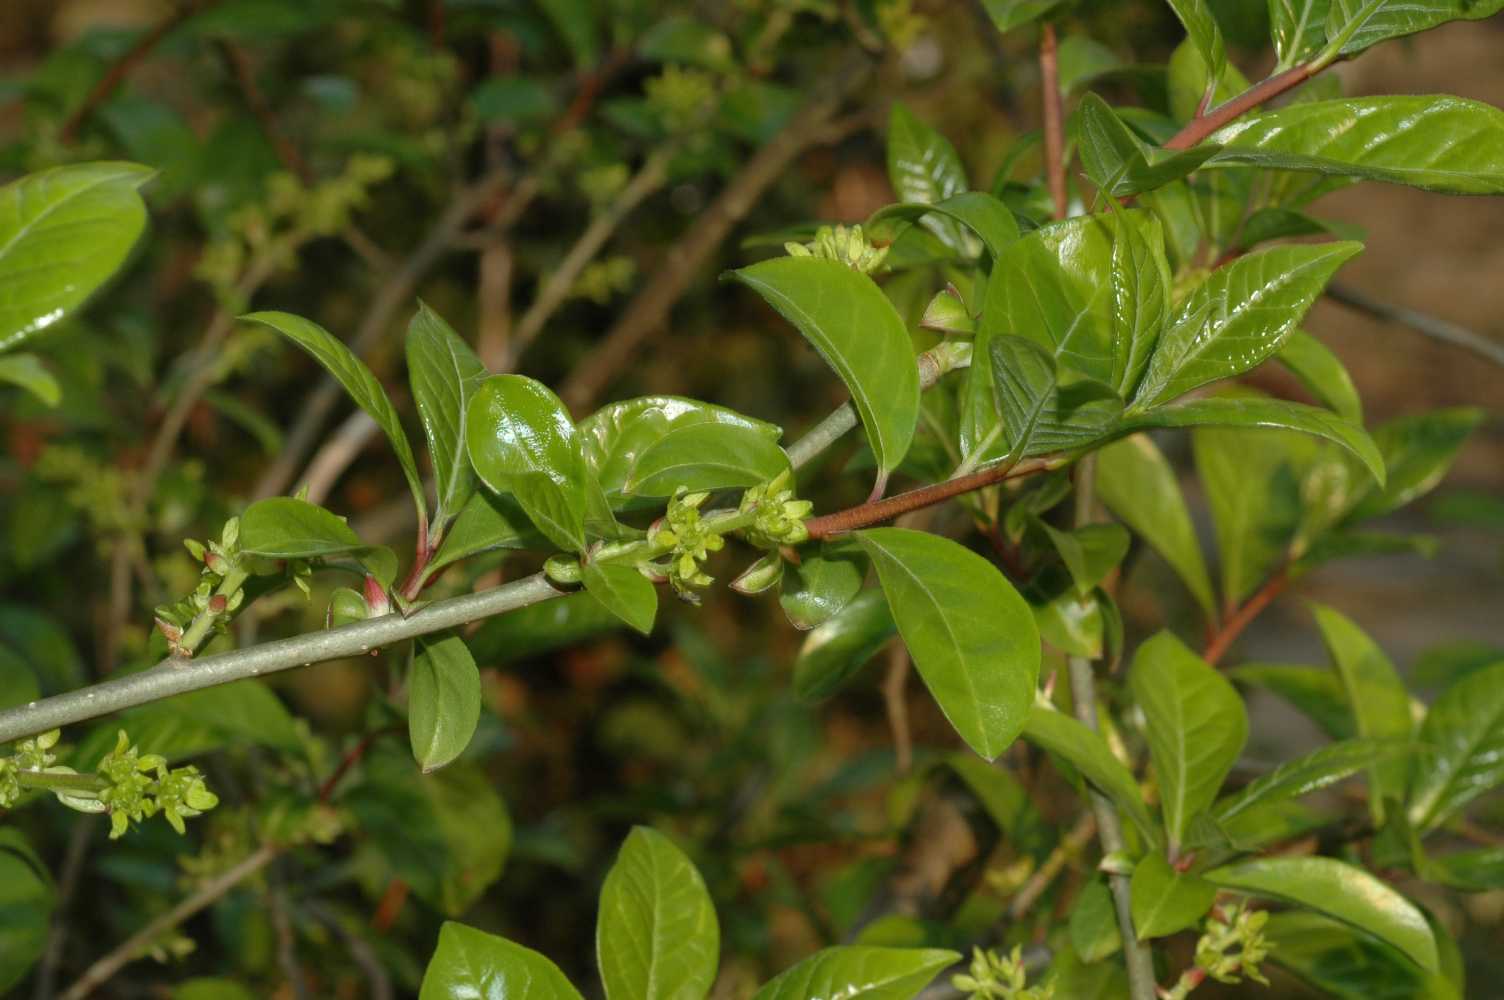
2, 1, 1503, 997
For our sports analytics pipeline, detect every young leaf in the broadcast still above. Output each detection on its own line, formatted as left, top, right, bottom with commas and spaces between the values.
1407, 661, 1504, 832
1229, 663, 1355, 740
240, 496, 397, 586
1120, 396, 1385, 484
1130, 631, 1249, 848
0, 162, 152, 353
1323, 0, 1504, 58
727, 258, 919, 489
1208, 96, 1504, 194
1131, 242, 1363, 409
428, 492, 549, 573
408, 632, 481, 773
581, 560, 658, 636
624, 422, 791, 496
858, 528, 1041, 760
1277, 330, 1363, 424
1077, 93, 1221, 195
466, 374, 590, 553
405, 303, 487, 527
779, 543, 868, 631
1130, 852, 1217, 939
1165, 0, 1228, 91
1096, 435, 1217, 620
750, 946, 959, 1000
1313, 605, 1414, 821
1108, 207, 1170, 399
1205, 856, 1439, 973
1040, 522, 1130, 597
419, 922, 583, 1000
867, 191, 1020, 262
793, 590, 896, 702
0, 354, 60, 407
1347, 408, 1483, 521
982, 335, 1123, 465
245, 311, 428, 526
1215, 738, 1412, 822
597, 828, 719, 1000
1023, 703, 1161, 844
1069, 879, 1123, 962
886, 103, 972, 254
1270, 0, 1335, 68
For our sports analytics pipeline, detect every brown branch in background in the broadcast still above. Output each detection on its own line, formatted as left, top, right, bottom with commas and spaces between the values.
558, 49, 874, 411
883, 642, 914, 774
58, 3, 202, 143
1326, 281, 1504, 370
1039, 23, 1068, 221
1203, 569, 1290, 667
1007, 810, 1096, 921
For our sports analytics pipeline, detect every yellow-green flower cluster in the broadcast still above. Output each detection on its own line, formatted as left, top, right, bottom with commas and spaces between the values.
740, 470, 813, 548
651, 488, 724, 602
952, 945, 1054, 1000
785, 224, 889, 274
1195, 902, 1271, 987
97, 730, 219, 839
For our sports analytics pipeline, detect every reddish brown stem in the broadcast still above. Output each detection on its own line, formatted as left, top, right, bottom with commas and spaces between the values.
1203, 570, 1290, 667
318, 726, 398, 802
59, 4, 200, 143
804, 457, 1059, 540
1039, 23, 1068, 220
1163, 63, 1316, 151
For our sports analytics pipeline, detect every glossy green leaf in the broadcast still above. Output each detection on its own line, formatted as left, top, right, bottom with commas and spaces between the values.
429, 492, 548, 573
1238, 207, 1365, 250
751, 946, 958, 1000
597, 828, 719, 1000
780, 544, 868, 631
868, 192, 1020, 262
1216, 739, 1410, 821
1230, 663, 1355, 740
1131, 852, 1216, 939
858, 528, 1040, 760
406, 303, 487, 527
728, 257, 918, 487
886, 103, 972, 254
1314, 605, 1413, 820
1424, 847, 1504, 892
1130, 631, 1248, 848
420, 921, 582, 1000
1108, 207, 1170, 399
0, 162, 151, 353
0, 830, 52, 994
1407, 660, 1504, 831
979, 335, 1123, 466
1041, 522, 1130, 598
1077, 93, 1221, 195
1069, 879, 1123, 962
240, 496, 397, 586
1324, 0, 1504, 57
582, 559, 658, 636
1278, 330, 1362, 424
245, 311, 427, 525
793, 590, 896, 702
0, 353, 60, 406
1023, 703, 1160, 843
579, 395, 781, 504
466, 374, 590, 553
1165, 0, 1227, 90
1121, 396, 1384, 484
408, 632, 481, 773
981, 0, 1068, 32
1132, 242, 1362, 409
1206, 856, 1438, 972
1207, 96, 1504, 194
1270, 0, 1333, 67
1096, 435, 1217, 619
1348, 408, 1483, 521
625, 422, 791, 497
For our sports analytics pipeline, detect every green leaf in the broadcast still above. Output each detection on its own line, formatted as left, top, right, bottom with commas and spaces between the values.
1278, 330, 1362, 424
750, 946, 958, 1000
1165, 0, 1228, 91
1069, 879, 1123, 962
1313, 604, 1413, 821
408, 632, 481, 774
405, 303, 487, 528
582, 559, 658, 636
1130, 631, 1248, 848
0, 830, 52, 994
1023, 703, 1161, 844
1207, 96, 1504, 194
867, 192, 1020, 262
579, 395, 781, 505
1077, 93, 1221, 196
429, 492, 548, 573
240, 496, 397, 586
1216, 739, 1411, 821
625, 423, 791, 497
1229, 663, 1355, 740
858, 528, 1040, 760
1205, 856, 1438, 973
70, 679, 303, 766
466, 374, 590, 553
245, 311, 427, 526
1130, 852, 1216, 939
1131, 242, 1362, 409
420, 921, 582, 1000
0, 162, 152, 353
1407, 660, 1504, 831
1324, 0, 1504, 57
793, 590, 896, 702
468, 590, 619, 665
981, 0, 1069, 33
470, 77, 558, 125
1120, 396, 1385, 485
1348, 408, 1483, 521
1108, 208, 1171, 399
728, 258, 918, 487
1266, 911, 1459, 999
0, 353, 60, 406
1040, 523, 1130, 597
885, 104, 972, 254
982, 335, 1123, 465
1057, 36, 1127, 93
1096, 435, 1217, 619
533, 0, 599, 67
597, 828, 719, 1000
1424, 847, 1504, 892
780, 544, 868, 631
1269, 0, 1333, 67
1238, 207, 1366, 250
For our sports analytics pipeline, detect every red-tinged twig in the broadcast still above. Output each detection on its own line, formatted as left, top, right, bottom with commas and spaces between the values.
1203, 569, 1290, 667
1163, 63, 1317, 151
1039, 22, 1068, 220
